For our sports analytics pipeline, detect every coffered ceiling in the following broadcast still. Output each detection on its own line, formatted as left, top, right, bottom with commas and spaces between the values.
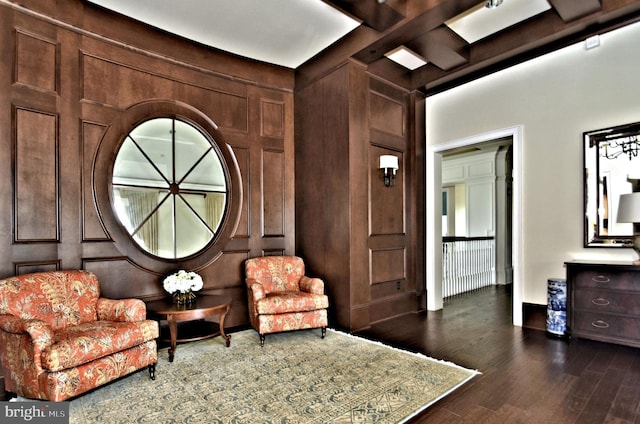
86, 0, 640, 94
321, 0, 640, 94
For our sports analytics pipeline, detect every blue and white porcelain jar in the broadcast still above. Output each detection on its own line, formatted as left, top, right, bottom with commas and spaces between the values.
546, 278, 567, 336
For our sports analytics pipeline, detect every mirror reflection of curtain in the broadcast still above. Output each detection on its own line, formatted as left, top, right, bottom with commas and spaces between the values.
205, 193, 225, 232
119, 188, 159, 254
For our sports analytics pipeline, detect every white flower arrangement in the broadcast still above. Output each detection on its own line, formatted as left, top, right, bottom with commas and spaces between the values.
163, 270, 203, 294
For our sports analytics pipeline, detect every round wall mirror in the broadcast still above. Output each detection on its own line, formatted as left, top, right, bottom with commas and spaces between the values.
112, 117, 228, 259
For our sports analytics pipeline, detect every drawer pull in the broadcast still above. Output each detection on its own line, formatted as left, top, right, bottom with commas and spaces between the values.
591, 320, 610, 329
592, 275, 610, 283
591, 298, 610, 306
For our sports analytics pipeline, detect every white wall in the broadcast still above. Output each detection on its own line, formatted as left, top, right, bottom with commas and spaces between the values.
426, 22, 640, 305
443, 150, 498, 237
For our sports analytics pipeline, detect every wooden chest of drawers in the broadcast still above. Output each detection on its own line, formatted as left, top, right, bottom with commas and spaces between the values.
565, 261, 640, 348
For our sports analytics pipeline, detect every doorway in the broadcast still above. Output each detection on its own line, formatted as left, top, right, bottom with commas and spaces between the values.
426, 126, 523, 326
441, 139, 512, 297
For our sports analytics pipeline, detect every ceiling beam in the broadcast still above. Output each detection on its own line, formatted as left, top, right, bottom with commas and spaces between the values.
324, 0, 405, 31
350, 0, 481, 65
411, 26, 469, 71
548, 0, 602, 22
304, 0, 640, 96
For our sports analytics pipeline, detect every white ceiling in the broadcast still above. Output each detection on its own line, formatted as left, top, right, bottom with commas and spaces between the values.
87, 0, 360, 69
446, 0, 551, 44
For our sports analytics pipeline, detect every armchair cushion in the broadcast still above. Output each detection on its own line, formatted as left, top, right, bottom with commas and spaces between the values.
256, 291, 329, 315
41, 319, 158, 372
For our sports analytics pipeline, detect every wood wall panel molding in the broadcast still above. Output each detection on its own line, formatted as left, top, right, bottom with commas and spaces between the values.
14, 29, 58, 94
80, 42, 250, 98
368, 293, 415, 325
260, 99, 285, 139
370, 128, 407, 151
205, 90, 248, 134
371, 279, 410, 299
369, 145, 404, 236
81, 120, 110, 241
0, 1, 294, 330
13, 259, 60, 275
80, 53, 121, 108
230, 146, 250, 238
13, 106, 59, 242
370, 247, 406, 285
347, 304, 372, 333
262, 149, 285, 237
222, 238, 250, 253
263, 249, 286, 256
205, 250, 250, 288
81, 53, 250, 133
369, 91, 405, 137
82, 256, 163, 300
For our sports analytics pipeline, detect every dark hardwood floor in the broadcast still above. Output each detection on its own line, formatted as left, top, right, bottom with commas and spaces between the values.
355, 285, 640, 424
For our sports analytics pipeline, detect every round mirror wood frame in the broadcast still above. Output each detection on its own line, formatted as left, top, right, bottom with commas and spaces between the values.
94, 100, 242, 272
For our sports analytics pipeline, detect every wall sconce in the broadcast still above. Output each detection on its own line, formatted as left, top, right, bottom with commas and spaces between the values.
617, 192, 640, 264
379, 155, 399, 187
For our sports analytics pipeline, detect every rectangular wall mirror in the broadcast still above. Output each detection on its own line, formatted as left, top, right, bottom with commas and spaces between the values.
584, 121, 640, 247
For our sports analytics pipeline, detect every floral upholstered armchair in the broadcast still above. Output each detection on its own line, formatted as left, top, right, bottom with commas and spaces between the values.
245, 256, 329, 346
0, 270, 158, 401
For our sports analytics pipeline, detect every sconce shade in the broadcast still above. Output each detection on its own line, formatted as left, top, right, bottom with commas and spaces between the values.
379, 154, 399, 187
379, 155, 399, 170
617, 192, 640, 223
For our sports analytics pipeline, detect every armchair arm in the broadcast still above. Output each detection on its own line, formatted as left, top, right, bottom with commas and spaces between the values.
300, 276, 325, 294
0, 315, 54, 346
97, 298, 147, 322
246, 278, 266, 301
0, 315, 54, 398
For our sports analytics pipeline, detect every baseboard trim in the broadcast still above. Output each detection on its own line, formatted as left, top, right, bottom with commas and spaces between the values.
523, 302, 547, 331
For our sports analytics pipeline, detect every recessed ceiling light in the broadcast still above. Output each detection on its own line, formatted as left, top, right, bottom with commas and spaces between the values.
384, 46, 428, 70
485, 0, 503, 9
446, 0, 552, 44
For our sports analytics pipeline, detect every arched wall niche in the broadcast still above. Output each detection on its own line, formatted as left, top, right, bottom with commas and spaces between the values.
94, 99, 243, 274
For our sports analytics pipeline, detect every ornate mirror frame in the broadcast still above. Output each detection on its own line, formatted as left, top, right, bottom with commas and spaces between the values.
94, 100, 242, 272
584, 121, 640, 247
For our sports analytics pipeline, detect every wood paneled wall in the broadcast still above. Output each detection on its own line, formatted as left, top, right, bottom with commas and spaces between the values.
1, 0, 425, 335
0, 0, 295, 327
295, 61, 426, 331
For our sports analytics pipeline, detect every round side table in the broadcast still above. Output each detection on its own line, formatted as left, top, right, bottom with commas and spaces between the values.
146, 294, 231, 362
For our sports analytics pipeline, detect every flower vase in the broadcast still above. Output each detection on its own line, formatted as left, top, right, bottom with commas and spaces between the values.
173, 290, 196, 305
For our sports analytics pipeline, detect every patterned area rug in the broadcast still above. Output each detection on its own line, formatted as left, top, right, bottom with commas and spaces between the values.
69, 329, 479, 423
